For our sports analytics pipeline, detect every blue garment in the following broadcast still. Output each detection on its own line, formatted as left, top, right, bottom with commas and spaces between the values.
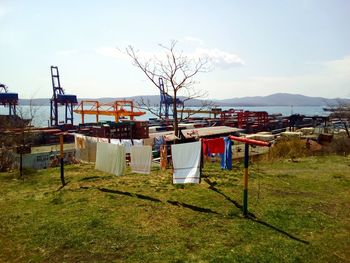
154, 136, 165, 152
220, 137, 232, 170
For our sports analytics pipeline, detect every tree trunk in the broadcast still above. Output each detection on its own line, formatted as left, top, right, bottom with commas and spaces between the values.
173, 92, 179, 138
343, 121, 350, 138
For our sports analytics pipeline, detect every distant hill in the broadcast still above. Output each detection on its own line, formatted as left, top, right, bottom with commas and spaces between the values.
218, 93, 350, 106
18, 96, 222, 107
19, 93, 350, 107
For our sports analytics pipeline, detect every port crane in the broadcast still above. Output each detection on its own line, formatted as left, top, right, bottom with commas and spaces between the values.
0, 83, 18, 116
158, 77, 183, 121
50, 66, 78, 126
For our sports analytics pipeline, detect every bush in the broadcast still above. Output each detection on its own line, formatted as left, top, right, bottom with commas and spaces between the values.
321, 135, 350, 155
0, 148, 16, 172
267, 138, 309, 160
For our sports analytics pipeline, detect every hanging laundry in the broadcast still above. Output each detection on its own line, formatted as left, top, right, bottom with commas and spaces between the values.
86, 136, 98, 162
110, 139, 143, 154
75, 134, 86, 161
74, 134, 98, 162
143, 137, 155, 147
95, 142, 126, 176
75, 134, 86, 149
172, 141, 201, 184
130, 145, 153, 174
160, 144, 168, 172
154, 136, 165, 152
220, 137, 233, 170
98, 138, 109, 143
202, 138, 225, 156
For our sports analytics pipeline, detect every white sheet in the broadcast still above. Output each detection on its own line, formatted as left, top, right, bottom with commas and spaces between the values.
171, 141, 201, 184
95, 142, 126, 176
130, 145, 153, 174
110, 139, 143, 153
74, 134, 98, 162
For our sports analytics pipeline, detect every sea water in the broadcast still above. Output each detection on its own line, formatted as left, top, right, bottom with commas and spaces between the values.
0, 105, 327, 127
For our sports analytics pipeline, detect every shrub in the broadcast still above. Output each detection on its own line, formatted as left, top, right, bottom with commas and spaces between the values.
0, 148, 16, 172
267, 138, 309, 160
321, 135, 350, 155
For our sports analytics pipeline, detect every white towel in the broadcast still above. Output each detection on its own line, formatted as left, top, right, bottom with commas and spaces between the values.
110, 139, 143, 153
130, 145, 153, 174
98, 138, 109, 143
86, 136, 98, 162
74, 134, 86, 161
95, 142, 125, 176
74, 134, 98, 162
171, 141, 201, 184
74, 134, 86, 149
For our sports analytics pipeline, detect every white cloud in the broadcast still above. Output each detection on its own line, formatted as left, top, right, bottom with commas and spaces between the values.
184, 37, 245, 69
184, 36, 205, 46
95, 45, 244, 70
322, 55, 350, 77
195, 48, 244, 69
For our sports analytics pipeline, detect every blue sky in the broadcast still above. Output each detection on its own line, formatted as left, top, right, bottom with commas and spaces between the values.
0, 0, 349, 100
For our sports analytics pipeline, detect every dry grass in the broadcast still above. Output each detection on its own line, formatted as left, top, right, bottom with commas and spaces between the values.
267, 138, 309, 160
0, 155, 349, 262
321, 135, 350, 155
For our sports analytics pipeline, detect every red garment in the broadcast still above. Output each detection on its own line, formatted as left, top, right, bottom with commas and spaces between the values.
202, 138, 225, 155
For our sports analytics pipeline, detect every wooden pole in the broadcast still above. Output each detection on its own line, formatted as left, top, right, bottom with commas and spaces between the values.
59, 134, 65, 186
81, 101, 85, 124
228, 136, 270, 216
243, 143, 249, 216
20, 153, 23, 177
160, 144, 167, 173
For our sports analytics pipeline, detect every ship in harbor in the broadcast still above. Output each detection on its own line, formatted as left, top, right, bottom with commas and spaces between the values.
323, 105, 350, 112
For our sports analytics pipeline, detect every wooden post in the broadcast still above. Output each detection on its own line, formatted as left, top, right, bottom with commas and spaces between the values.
81, 101, 85, 124
160, 144, 167, 173
228, 136, 270, 216
243, 143, 249, 216
130, 101, 134, 121
20, 153, 23, 177
59, 134, 65, 186
16, 145, 31, 178
96, 101, 99, 123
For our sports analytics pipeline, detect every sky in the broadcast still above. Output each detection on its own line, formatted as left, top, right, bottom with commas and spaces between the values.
0, 0, 349, 100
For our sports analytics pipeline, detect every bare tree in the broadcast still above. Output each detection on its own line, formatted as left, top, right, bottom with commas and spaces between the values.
328, 99, 350, 138
126, 40, 211, 137
0, 99, 41, 172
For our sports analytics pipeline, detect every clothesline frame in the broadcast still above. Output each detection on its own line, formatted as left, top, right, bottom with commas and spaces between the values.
228, 136, 270, 216
75, 133, 271, 217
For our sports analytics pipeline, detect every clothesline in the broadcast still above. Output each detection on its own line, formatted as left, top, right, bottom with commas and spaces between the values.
74, 134, 153, 176
73, 133, 271, 216
74, 133, 235, 184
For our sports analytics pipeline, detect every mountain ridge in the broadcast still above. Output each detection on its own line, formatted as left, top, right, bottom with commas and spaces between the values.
18, 93, 350, 107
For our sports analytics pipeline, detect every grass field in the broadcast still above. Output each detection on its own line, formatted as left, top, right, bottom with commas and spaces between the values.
0, 155, 349, 262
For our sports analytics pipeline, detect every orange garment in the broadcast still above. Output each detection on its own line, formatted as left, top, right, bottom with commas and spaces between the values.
160, 145, 167, 171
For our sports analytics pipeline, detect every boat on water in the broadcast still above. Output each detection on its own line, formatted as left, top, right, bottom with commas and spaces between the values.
323, 106, 350, 112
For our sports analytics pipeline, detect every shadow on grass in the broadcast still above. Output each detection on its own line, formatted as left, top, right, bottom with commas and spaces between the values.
81, 184, 309, 244
247, 215, 309, 244
56, 181, 69, 191
98, 187, 162, 203
204, 178, 309, 244
98, 187, 218, 215
79, 176, 101, 181
167, 200, 219, 214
